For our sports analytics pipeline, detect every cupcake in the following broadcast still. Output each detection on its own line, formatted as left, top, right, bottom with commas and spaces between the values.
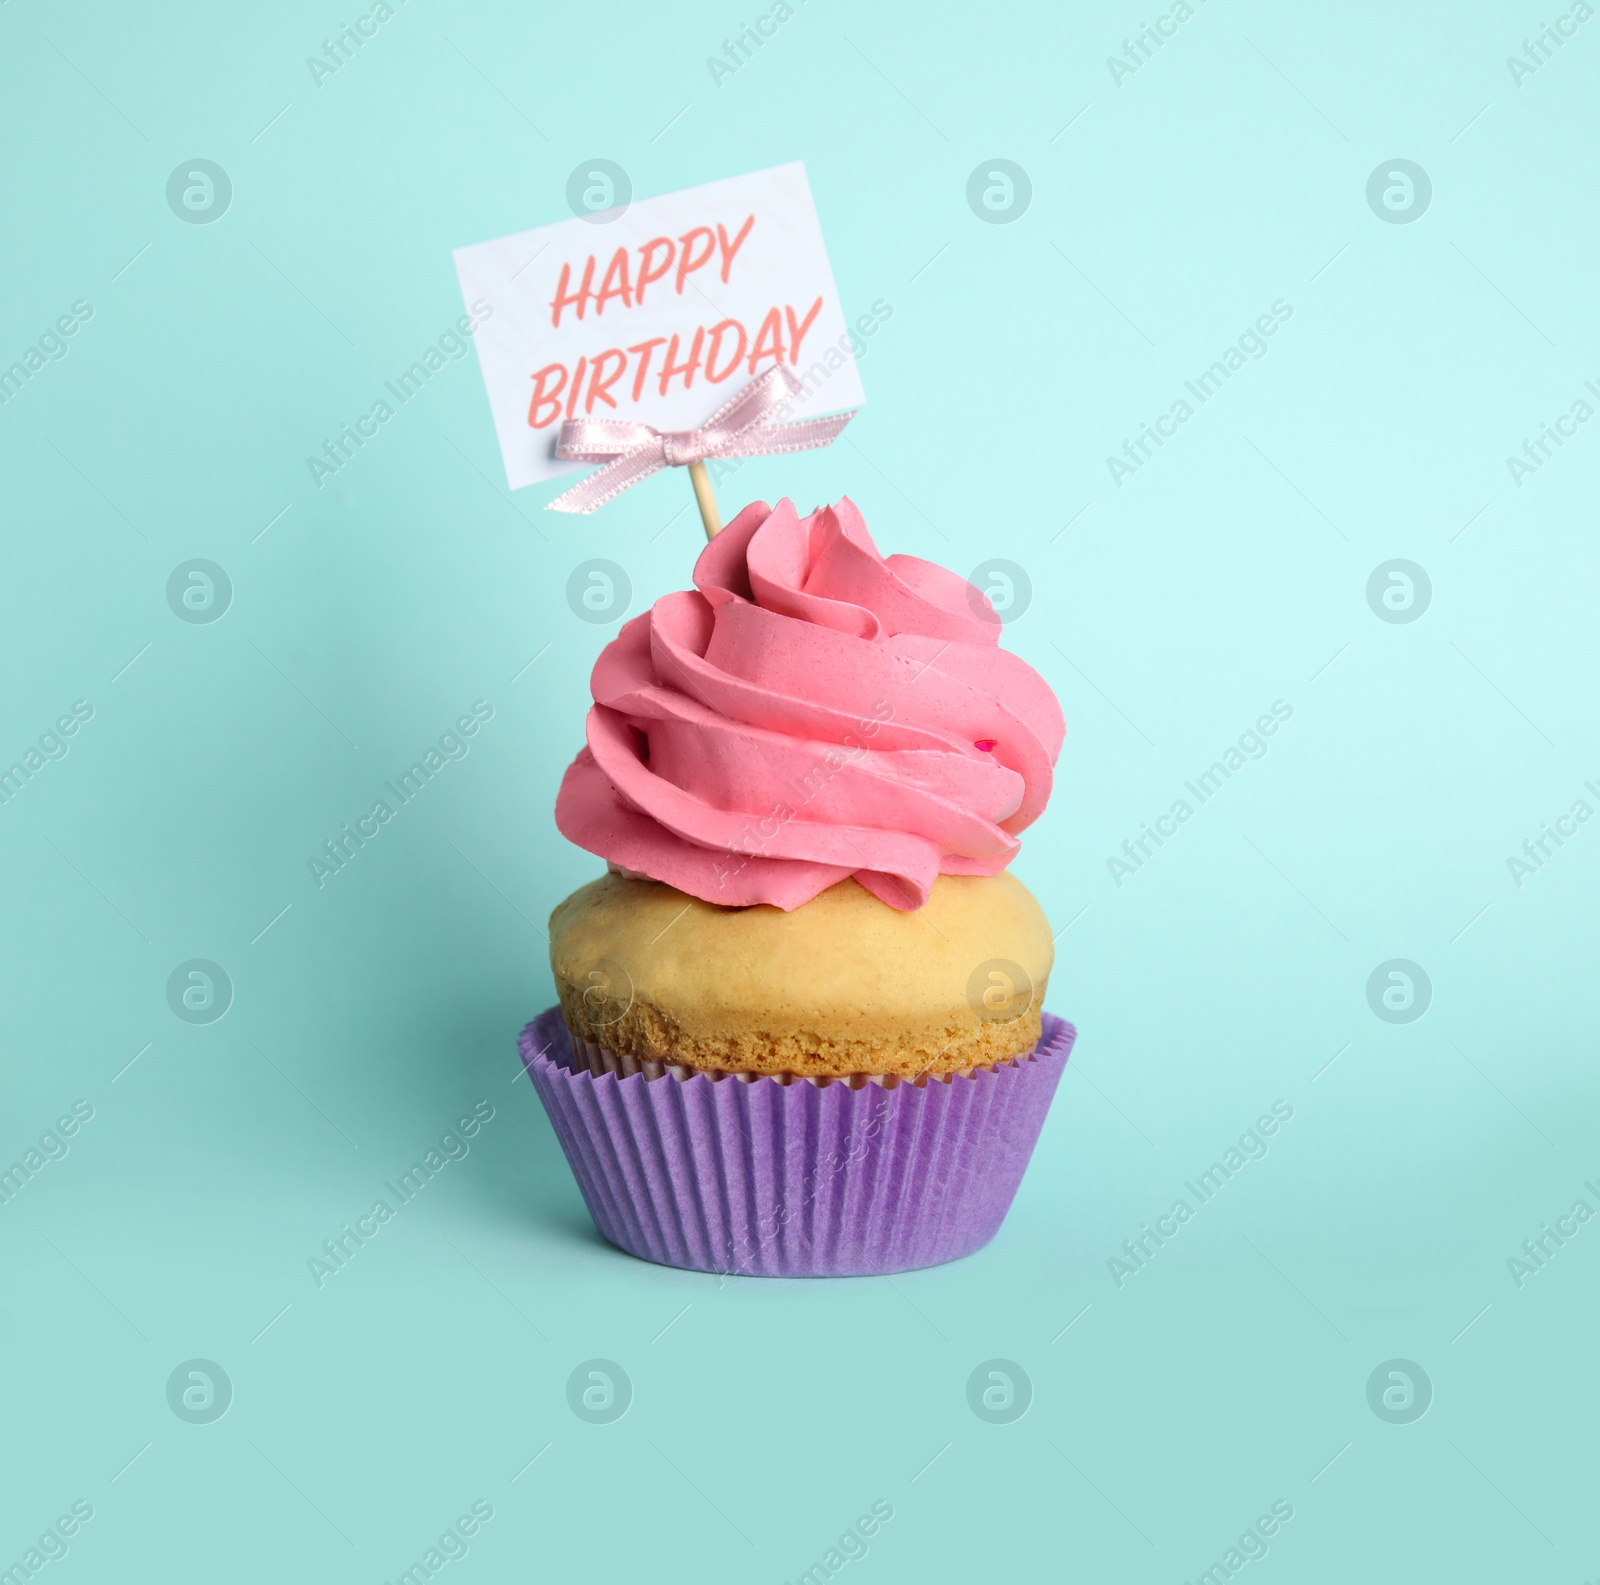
521, 496, 1074, 1276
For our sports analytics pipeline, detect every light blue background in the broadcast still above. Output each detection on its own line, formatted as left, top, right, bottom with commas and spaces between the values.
2, 1, 1596, 1580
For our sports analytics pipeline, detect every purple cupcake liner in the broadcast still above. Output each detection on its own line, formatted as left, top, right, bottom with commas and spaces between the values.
518, 1006, 1075, 1277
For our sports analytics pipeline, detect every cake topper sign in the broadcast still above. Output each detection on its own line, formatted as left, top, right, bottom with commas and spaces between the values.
453, 161, 864, 532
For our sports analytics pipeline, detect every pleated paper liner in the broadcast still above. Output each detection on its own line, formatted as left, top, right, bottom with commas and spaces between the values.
518, 1005, 1075, 1277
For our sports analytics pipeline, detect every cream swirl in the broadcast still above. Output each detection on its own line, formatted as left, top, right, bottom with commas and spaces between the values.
555, 497, 1065, 910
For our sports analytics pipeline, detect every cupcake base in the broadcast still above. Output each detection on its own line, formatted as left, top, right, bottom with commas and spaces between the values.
518, 1006, 1076, 1277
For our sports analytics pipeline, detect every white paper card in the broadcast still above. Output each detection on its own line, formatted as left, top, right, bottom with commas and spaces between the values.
452, 162, 864, 491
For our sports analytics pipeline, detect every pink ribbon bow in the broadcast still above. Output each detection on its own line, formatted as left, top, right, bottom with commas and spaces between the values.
547, 363, 857, 514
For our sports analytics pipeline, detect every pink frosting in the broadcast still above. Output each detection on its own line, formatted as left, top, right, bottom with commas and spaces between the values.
555, 497, 1065, 911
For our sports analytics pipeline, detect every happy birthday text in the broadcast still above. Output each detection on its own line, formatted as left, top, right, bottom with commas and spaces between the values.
527, 213, 825, 428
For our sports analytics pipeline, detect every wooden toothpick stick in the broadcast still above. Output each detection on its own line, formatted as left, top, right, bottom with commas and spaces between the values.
687, 460, 722, 540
